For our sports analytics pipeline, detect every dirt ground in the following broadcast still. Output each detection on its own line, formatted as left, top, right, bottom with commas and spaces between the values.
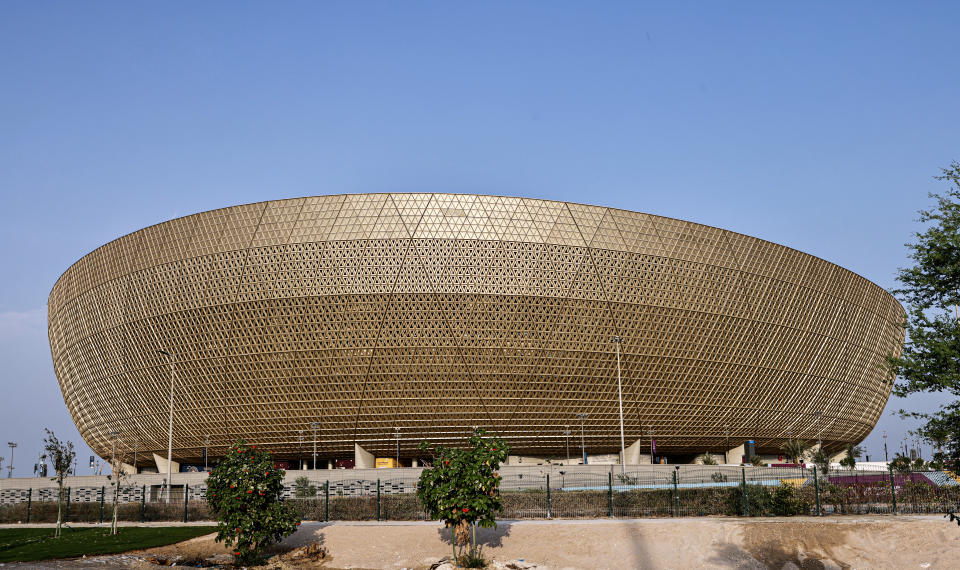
8, 515, 959, 569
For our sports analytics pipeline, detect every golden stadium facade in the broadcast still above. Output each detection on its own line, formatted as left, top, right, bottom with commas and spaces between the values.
47, 194, 905, 467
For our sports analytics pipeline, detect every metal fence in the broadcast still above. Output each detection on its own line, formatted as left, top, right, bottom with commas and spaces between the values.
1, 466, 957, 523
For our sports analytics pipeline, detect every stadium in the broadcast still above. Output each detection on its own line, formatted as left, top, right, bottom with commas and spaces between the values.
47, 194, 905, 471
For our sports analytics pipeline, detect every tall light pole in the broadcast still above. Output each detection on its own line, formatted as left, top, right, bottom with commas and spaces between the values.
815, 411, 824, 449
563, 427, 571, 462
648, 425, 655, 464
883, 430, 889, 463
576, 413, 588, 465
7, 442, 16, 478
395, 427, 401, 466
204, 435, 210, 472
613, 336, 625, 474
297, 430, 304, 470
310, 422, 320, 470
133, 441, 138, 474
109, 431, 119, 474
158, 349, 175, 503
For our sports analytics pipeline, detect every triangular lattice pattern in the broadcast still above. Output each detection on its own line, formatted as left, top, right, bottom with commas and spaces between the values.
47, 194, 905, 466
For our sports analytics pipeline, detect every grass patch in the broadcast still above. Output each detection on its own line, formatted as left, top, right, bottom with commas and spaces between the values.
0, 526, 214, 562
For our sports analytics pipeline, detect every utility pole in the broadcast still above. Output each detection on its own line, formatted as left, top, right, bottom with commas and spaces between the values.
310, 422, 320, 470
158, 349, 176, 503
204, 435, 210, 472
614, 336, 625, 474
576, 413, 588, 465
297, 430, 304, 470
6, 442, 16, 478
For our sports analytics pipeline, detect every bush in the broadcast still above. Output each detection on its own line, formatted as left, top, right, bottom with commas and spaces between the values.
206, 441, 300, 565
293, 476, 317, 498
769, 483, 812, 516
727, 484, 771, 516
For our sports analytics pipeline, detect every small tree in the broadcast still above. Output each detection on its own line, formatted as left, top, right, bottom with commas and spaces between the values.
811, 448, 830, 478
42, 429, 75, 538
417, 429, 509, 567
106, 444, 131, 535
780, 439, 812, 465
839, 444, 863, 473
890, 454, 913, 474
293, 476, 317, 498
205, 440, 301, 565
696, 453, 717, 465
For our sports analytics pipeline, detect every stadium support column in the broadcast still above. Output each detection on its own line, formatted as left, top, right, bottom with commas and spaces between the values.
354, 443, 375, 469
725, 443, 745, 465
623, 438, 651, 465
152, 453, 180, 479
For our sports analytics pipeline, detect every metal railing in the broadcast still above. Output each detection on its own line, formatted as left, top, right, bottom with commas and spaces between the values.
1, 465, 957, 522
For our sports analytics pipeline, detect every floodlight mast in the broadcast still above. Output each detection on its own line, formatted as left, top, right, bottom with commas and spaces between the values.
614, 336, 625, 474
158, 349, 175, 503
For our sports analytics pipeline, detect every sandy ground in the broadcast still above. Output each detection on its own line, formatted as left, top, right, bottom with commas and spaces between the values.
4, 516, 958, 569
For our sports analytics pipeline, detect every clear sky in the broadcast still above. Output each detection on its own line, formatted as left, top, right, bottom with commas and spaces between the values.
1, 2, 957, 474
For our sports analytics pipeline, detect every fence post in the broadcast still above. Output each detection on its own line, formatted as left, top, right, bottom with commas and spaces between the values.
325, 481, 329, 522
377, 479, 381, 521
546, 474, 551, 519
813, 466, 821, 516
607, 472, 613, 518
140, 485, 146, 523
183, 484, 189, 523
26, 489, 32, 523
672, 469, 680, 517
741, 466, 748, 517
888, 465, 897, 514
65, 487, 71, 522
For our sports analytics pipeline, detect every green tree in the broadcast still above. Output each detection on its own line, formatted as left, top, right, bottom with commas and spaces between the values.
696, 453, 718, 465
205, 440, 300, 565
42, 429, 75, 539
890, 162, 960, 463
811, 448, 831, 478
838, 444, 863, 473
417, 429, 509, 567
292, 476, 317, 498
779, 439, 812, 465
890, 454, 913, 474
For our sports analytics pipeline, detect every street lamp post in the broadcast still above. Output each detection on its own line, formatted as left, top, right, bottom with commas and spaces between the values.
576, 413, 588, 465
204, 436, 210, 472
109, 431, 119, 474
133, 441, 138, 474
883, 430, 889, 463
6, 442, 16, 478
613, 336, 625, 474
158, 349, 175, 504
395, 427, 401, 466
563, 427, 571, 462
310, 422, 320, 470
648, 425, 654, 464
297, 430, 304, 470
724, 425, 730, 463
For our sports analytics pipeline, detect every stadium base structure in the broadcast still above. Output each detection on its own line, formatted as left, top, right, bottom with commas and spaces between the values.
47, 193, 905, 469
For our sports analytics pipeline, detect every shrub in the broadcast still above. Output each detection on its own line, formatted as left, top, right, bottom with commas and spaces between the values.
769, 483, 811, 516
417, 429, 509, 566
205, 440, 300, 565
727, 483, 771, 516
293, 476, 318, 498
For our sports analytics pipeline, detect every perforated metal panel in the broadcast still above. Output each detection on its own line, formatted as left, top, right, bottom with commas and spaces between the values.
47, 194, 905, 466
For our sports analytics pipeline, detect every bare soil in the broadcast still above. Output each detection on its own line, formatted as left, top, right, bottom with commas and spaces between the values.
6, 516, 958, 569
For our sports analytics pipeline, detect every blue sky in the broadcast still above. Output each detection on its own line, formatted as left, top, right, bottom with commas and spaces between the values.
1, 2, 957, 473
